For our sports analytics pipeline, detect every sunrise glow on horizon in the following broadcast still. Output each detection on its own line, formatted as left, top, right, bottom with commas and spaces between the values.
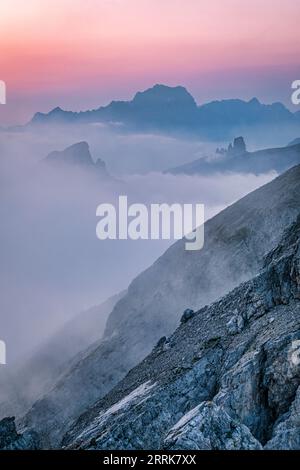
0, 0, 300, 124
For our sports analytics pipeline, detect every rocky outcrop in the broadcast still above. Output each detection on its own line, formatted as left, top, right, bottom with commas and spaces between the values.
180, 309, 196, 323
0, 417, 39, 450
163, 402, 262, 450
265, 387, 300, 449
46, 141, 95, 167
62, 214, 300, 450
227, 136, 247, 156
44, 141, 110, 179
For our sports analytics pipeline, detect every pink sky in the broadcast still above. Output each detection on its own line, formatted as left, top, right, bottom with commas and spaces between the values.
0, 0, 300, 124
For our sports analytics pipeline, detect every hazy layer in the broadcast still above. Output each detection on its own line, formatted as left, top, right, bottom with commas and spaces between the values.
0, 126, 276, 362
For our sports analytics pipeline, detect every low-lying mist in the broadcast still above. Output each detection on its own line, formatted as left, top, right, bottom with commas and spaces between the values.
0, 125, 277, 366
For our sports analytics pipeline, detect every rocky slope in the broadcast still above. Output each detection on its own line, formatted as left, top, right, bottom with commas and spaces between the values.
63, 214, 300, 450
20, 165, 300, 448
289, 138, 300, 146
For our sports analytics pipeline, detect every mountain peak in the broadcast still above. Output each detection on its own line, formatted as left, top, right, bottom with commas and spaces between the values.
227, 136, 247, 156
248, 97, 260, 105
49, 106, 64, 114
50, 106, 63, 113
132, 84, 197, 108
46, 141, 93, 166
31, 106, 72, 124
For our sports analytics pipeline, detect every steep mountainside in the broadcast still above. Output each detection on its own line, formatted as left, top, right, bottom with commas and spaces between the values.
20, 165, 300, 447
166, 142, 300, 176
64, 215, 300, 450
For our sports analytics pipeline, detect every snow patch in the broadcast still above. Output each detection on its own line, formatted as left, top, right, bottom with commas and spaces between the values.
75, 381, 156, 444
103, 381, 157, 418
169, 404, 202, 433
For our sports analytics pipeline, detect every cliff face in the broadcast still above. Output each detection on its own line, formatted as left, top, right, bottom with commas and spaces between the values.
0, 417, 39, 450
20, 165, 300, 448
63, 215, 300, 450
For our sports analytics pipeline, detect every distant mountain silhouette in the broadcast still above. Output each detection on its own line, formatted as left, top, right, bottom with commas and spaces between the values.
44, 141, 110, 178
166, 138, 300, 175
30, 85, 300, 139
